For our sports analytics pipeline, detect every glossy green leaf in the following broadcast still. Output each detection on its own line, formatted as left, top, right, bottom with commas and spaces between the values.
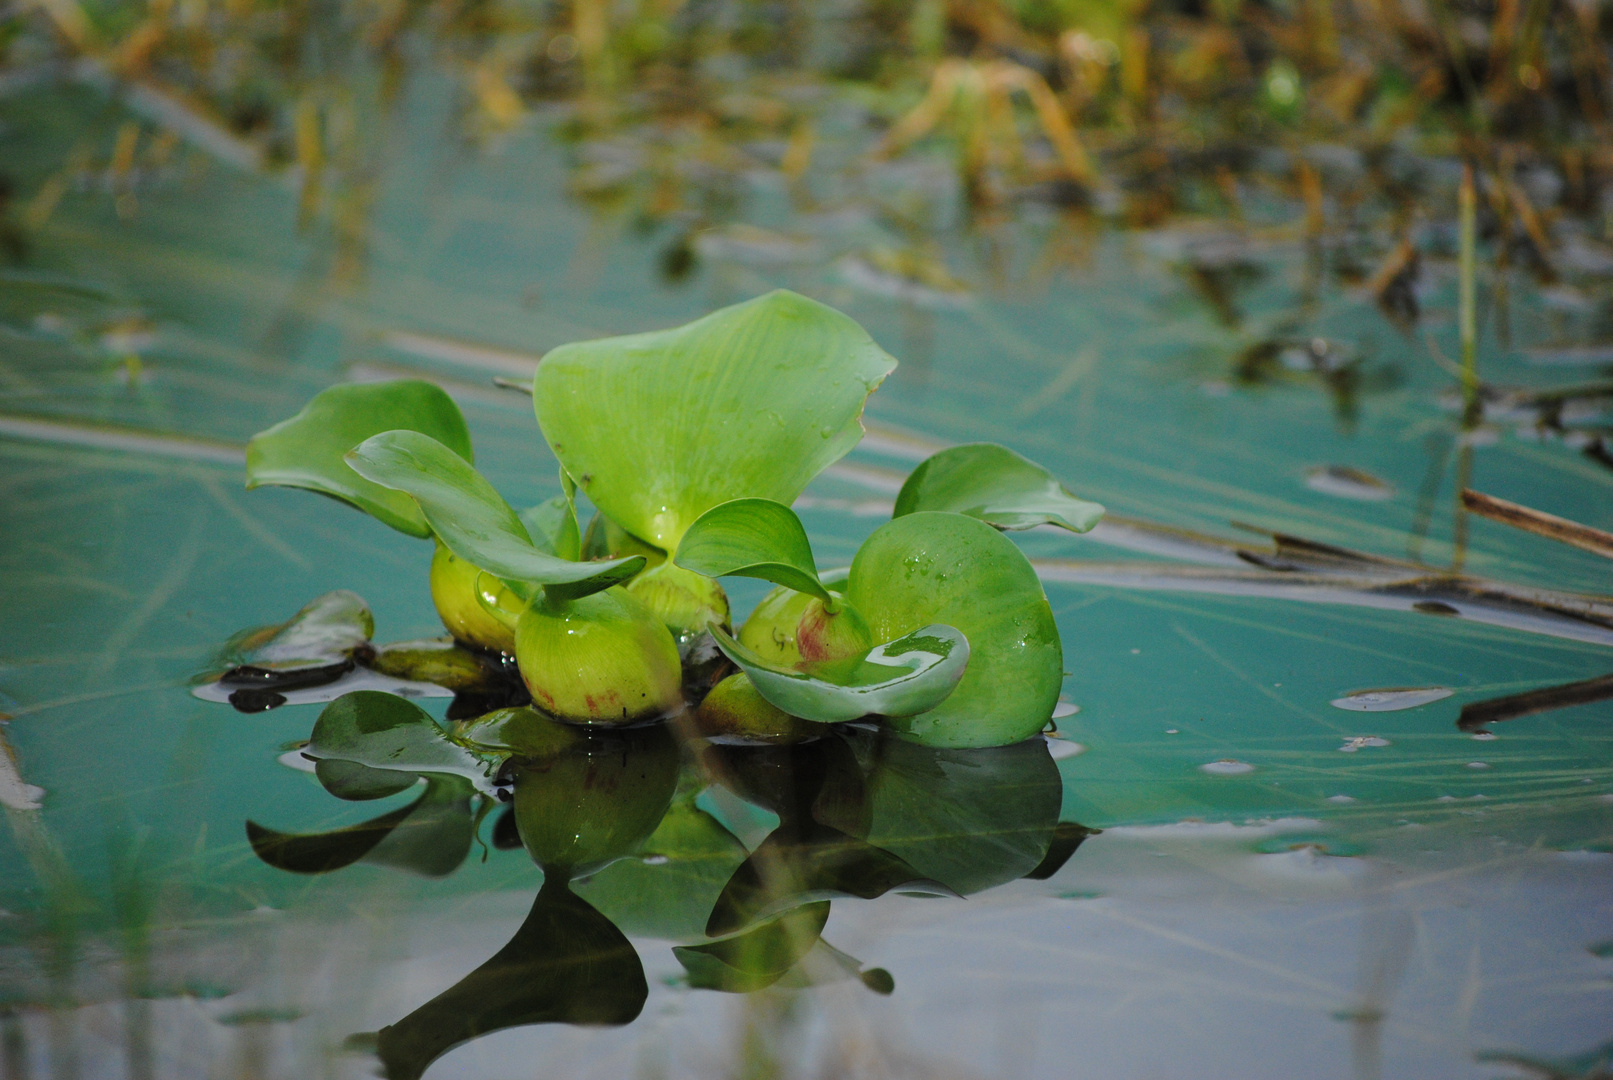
674, 498, 829, 602
534, 290, 896, 550
246, 380, 473, 538
305, 690, 496, 789
346, 430, 642, 600
709, 623, 968, 724
519, 494, 581, 561
846, 512, 1063, 748
893, 443, 1105, 533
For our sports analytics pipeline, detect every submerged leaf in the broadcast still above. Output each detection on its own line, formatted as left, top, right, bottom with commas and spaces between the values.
893, 443, 1104, 533
534, 290, 896, 550
674, 902, 830, 993
346, 430, 642, 599
674, 498, 830, 601
709, 623, 968, 724
246, 380, 472, 538
246, 796, 422, 874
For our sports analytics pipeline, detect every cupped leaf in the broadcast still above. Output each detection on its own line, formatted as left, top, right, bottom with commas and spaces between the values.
674, 498, 830, 602
246, 380, 472, 538
346, 430, 642, 600
846, 512, 1063, 748
534, 290, 897, 550
709, 623, 968, 724
305, 690, 496, 790
893, 443, 1104, 533
213, 590, 372, 690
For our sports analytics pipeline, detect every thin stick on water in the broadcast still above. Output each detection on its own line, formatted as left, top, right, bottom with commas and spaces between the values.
1458, 164, 1479, 421
1461, 488, 1613, 560
1453, 164, 1479, 573
492, 376, 533, 394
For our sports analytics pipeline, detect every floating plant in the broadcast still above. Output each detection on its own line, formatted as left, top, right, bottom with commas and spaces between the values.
224, 289, 1104, 749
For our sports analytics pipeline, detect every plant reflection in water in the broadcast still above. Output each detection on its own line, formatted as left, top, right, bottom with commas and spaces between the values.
242, 691, 1093, 1080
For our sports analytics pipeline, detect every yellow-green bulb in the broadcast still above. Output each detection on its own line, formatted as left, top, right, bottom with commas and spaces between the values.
795, 594, 872, 663
429, 542, 520, 655
515, 587, 683, 725
736, 585, 817, 667
696, 672, 828, 744
626, 560, 731, 645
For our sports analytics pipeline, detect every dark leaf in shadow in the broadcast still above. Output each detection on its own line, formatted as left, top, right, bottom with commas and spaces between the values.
373, 879, 646, 1080
361, 778, 477, 877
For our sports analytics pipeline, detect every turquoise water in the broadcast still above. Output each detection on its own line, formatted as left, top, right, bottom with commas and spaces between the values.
2, 76, 1611, 1079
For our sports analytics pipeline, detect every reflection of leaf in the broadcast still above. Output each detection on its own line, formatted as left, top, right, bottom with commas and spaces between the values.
675, 498, 830, 601
374, 880, 646, 1080
709, 623, 968, 724
576, 796, 750, 941
247, 797, 421, 874
314, 758, 418, 801
848, 512, 1062, 748
246, 380, 472, 538
346, 430, 642, 600
306, 691, 495, 790
246, 778, 476, 878
705, 823, 954, 937
894, 443, 1104, 533
361, 778, 477, 877
534, 290, 896, 550
1023, 820, 1100, 880
674, 902, 830, 993
862, 732, 1062, 895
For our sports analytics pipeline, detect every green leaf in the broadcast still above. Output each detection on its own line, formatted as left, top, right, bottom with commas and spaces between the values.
674, 498, 829, 602
246, 380, 473, 538
345, 430, 642, 600
673, 902, 830, 994
534, 290, 896, 550
846, 512, 1063, 748
304, 690, 496, 789
519, 494, 581, 561
893, 443, 1105, 533
708, 623, 968, 724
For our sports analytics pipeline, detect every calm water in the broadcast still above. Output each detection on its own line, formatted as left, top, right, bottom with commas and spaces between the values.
2, 72, 1612, 1080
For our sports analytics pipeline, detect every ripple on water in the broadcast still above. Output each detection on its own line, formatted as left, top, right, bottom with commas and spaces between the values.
1330, 687, 1454, 712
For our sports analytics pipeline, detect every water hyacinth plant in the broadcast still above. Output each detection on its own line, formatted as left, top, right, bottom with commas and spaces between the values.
242, 289, 1104, 747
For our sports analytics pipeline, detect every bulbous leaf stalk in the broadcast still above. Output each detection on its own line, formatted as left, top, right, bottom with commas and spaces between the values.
625, 560, 731, 647
429, 543, 520, 655
514, 587, 684, 725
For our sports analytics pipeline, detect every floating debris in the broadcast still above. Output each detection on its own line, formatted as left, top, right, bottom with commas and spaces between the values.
1199, 759, 1255, 775
1466, 761, 1491, 769
1326, 794, 1357, 803
1330, 687, 1453, 712
1304, 465, 1394, 501
1457, 672, 1613, 731
1337, 736, 1392, 753
0, 726, 45, 811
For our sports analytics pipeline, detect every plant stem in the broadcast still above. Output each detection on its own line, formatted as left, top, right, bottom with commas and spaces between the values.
1458, 164, 1479, 422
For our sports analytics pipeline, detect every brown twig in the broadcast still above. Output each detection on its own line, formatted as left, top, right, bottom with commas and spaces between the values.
1461, 488, 1613, 560
1457, 671, 1613, 730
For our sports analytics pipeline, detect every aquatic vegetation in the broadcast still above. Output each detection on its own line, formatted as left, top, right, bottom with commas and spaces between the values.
238, 289, 1103, 747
